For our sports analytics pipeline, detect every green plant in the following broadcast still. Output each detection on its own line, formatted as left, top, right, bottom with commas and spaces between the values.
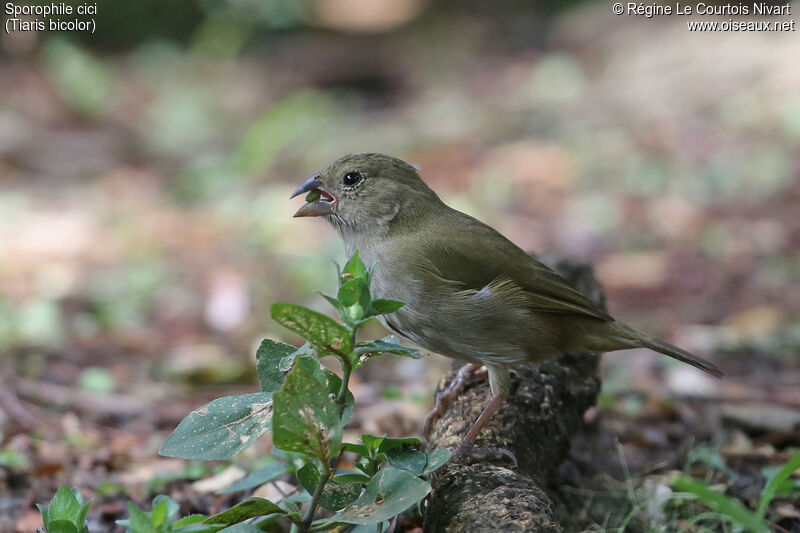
0, 432, 29, 469
37, 488, 225, 533
36, 485, 91, 533
671, 450, 800, 532
117, 495, 223, 533
159, 251, 448, 532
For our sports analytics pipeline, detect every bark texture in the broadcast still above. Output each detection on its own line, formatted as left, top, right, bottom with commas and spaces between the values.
423, 259, 606, 533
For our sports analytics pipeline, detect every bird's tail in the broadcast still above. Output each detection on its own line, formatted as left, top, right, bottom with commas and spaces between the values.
601, 322, 723, 378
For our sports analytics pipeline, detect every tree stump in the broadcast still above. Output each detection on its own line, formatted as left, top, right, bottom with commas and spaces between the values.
423, 259, 606, 533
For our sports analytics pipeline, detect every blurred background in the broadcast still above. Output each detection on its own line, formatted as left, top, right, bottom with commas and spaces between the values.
1, 0, 799, 530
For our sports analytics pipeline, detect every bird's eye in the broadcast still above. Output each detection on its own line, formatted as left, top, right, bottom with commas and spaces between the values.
343, 172, 363, 187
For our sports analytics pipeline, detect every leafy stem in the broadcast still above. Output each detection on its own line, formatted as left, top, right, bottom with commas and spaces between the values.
158, 251, 442, 532
301, 460, 332, 532
337, 356, 352, 406
336, 334, 356, 408
303, 334, 356, 532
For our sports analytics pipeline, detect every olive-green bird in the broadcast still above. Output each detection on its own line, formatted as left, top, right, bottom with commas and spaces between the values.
290, 153, 722, 456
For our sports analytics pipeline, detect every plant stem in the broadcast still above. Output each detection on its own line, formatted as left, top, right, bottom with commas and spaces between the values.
335, 332, 356, 408
301, 461, 331, 532
337, 356, 352, 407
302, 334, 357, 532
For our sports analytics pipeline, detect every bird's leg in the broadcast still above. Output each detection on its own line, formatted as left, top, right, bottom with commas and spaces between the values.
451, 394, 516, 465
451, 364, 517, 465
458, 392, 504, 444
424, 362, 486, 434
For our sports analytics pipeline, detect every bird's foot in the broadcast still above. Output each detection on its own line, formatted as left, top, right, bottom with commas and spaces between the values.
424, 363, 487, 434
450, 440, 517, 467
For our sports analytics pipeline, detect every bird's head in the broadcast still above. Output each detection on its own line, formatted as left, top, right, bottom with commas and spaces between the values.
290, 153, 440, 232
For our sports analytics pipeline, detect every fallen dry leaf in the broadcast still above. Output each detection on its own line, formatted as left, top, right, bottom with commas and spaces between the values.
16, 509, 43, 532
192, 465, 247, 494
252, 480, 297, 504
721, 403, 800, 433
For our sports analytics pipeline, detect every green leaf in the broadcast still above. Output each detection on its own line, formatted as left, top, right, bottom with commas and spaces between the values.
296, 462, 320, 494
174, 515, 208, 527
329, 468, 431, 525
361, 434, 385, 454
343, 442, 369, 456
0, 449, 29, 468
149, 500, 167, 529
219, 463, 289, 494
343, 251, 368, 280
272, 355, 343, 458
369, 299, 405, 316
36, 504, 50, 528
317, 292, 355, 325
422, 447, 450, 475
216, 523, 262, 533
356, 283, 371, 313
320, 482, 363, 513
75, 503, 91, 533
348, 303, 365, 321
354, 337, 422, 361
43, 520, 80, 533
688, 444, 739, 481
758, 451, 800, 518
159, 392, 273, 460
174, 521, 226, 533
386, 448, 426, 476
377, 436, 420, 454
204, 498, 285, 526
124, 503, 156, 533
41, 486, 89, 533
671, 475, 768, 533
151, 495, 179, 524
48, 485, 82, 522
318, 292, 343, 311
338, 278, 365, 307
333, 473, 372, 485
271, 303, 352, 356
327, 369, 355, 426
72, 487, 88, 504
355, 461, 375, 477
348, 524, 389, 533
256, 339, 304, 393
760, 465, 799, 498
297, 463, 362, 511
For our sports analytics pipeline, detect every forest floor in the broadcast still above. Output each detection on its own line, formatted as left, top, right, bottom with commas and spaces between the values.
1, 3, 799, 531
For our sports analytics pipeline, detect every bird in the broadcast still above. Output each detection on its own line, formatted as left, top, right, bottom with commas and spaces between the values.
289, 152, 722, 458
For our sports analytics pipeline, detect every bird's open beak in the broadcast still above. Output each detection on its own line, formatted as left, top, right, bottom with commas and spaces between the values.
290, 173, 337, 217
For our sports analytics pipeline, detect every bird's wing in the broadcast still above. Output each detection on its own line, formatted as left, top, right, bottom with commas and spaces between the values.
410, 214, 612, 321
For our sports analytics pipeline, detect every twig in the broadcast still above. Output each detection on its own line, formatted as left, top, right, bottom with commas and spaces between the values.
0, 382, 43, 429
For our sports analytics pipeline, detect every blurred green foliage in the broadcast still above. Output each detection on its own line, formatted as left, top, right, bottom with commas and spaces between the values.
43, 39, 112, 115
0, 296, 62, 349
234, 91, 336, 178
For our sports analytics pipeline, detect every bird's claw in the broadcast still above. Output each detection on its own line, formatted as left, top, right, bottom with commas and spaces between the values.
450, 440, 518, 467
424, 363, 487, 434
